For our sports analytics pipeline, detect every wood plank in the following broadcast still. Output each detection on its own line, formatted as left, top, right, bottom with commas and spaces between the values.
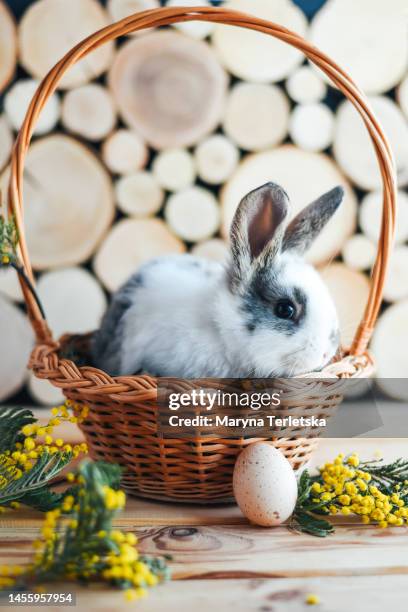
0, 499, 244, 529
1, 432, 407, 573
1, 576, 407, 612
0, 436, 407, 609
1, 522, 408, 579
134, 523, 408, 579
89, 576, 408, 612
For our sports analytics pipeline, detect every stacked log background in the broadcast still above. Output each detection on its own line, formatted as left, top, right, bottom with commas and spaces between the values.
0, 0, 407, 405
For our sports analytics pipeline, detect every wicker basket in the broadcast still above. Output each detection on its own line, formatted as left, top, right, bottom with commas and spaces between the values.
8, 6, 396, 502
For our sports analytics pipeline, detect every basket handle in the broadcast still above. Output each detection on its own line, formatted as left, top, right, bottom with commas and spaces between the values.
8, 5, 397, 355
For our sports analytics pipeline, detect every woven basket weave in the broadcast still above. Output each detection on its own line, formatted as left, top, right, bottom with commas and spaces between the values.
8, 6, 396, 502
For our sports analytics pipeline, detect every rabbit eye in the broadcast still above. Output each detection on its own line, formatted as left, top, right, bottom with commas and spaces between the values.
275, 299, 296, 320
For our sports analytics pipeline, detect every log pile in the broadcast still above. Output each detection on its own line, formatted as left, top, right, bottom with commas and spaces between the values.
1, 0, 408, 403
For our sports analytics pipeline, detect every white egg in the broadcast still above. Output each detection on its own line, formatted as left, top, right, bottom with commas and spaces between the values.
233, 442, 298, 527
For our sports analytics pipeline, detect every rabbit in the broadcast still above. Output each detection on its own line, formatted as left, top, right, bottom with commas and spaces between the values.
92, 182, 343, 378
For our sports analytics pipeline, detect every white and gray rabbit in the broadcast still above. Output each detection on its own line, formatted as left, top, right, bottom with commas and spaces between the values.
92, 182, 343, 378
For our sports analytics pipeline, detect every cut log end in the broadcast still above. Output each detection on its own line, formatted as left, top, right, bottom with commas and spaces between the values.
0, 267, 24, 302
289, 103, 334, 152
167, 0, 214, 39
310, 0, 408, 94
372, 300, 408, 399
107, 0, 159, 32
0, 115, 13, 172
19, 0, 114, 89
37, 267, 107, 338
383, 246, 408, 303
109, 30, 228, 149
0, 0, 17, 93
0, 294, 34, 402
319, 263, 370, 348
1, 134, 115, 270
341, 234, 376, 271
152, 149, 196, 192
93, 218, 186, 292
28, 373, 65, 406
102, 129, 148, 175
212, 0, 307, 83
115, 171, 164, 217
359, 190, 408, 245
62, 84, 116, 141
334, 97, 408, 190
195, 134, 239, 185
191, 238, 229, 263
223, 82, 290, 152
397, 75, 408, 120
5, 79, 60, 135
286, 65, 327, 104
165, 186, 220, 243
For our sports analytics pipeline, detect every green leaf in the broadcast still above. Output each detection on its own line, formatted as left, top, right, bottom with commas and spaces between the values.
291, 510, 334, 538
361, 458, 408, 490
140, 555, 172, 581
19, 488, 64, 512
0, 451, 72, 506
78, 460, 122, 490
0, 406, 36, 453
0, 213, 19, 263
296, 469, 312, 505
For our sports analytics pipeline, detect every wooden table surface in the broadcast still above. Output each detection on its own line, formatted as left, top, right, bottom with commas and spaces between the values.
1, 431, 408, 611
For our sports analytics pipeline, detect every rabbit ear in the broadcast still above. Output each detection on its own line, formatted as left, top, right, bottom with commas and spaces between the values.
282, 186, 344, 255
229, 182, 290, 287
